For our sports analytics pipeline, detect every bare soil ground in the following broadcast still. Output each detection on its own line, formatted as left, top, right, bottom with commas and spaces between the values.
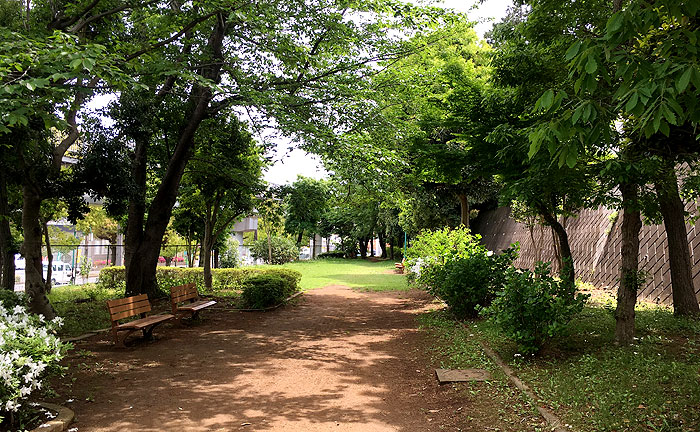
51, 285, 543, 431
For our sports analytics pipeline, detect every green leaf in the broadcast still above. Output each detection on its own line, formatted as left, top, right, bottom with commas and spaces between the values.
69, 58, 83, 69
565, 147, 577, 168
565, 41, 581, 61
677, 67, 692, 93
606, 12, 624, 34
540, 89, 554, 110
585, 56, 598, 74
624, 92, 638, 112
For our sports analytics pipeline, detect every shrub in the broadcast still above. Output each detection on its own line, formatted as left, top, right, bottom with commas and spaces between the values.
97, 266, 302, 297
0, 305, 70, 428
0, 291, 24, 310
240, 274, 299, 309
404, 227, 485, 286
428, 247, 518, 318
317, 250, 346, 259
483, 262, 589, 355
250, 236, 299, 264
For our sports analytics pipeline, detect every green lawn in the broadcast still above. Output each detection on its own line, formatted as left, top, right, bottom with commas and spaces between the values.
276, 258, 408, 291
422, 297, 700, 432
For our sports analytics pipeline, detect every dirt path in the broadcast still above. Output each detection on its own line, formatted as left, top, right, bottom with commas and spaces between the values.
54, 285, 537, 431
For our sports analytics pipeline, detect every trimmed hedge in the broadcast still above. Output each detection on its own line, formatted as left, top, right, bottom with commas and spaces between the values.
98, 266, 301, 297
316, 250, 346, 259
240, 274, 297, 309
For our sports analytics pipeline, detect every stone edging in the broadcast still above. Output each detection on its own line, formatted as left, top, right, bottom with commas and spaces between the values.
30, 402, 74, 432
478, 341, 568, 432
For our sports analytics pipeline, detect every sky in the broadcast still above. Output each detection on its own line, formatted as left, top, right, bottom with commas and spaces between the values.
262, 0, 514, 185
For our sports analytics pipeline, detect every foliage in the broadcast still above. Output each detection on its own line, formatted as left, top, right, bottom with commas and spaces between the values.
316, 251, 346, 259
484, 262, 588, 354
219, 237, 241, 268
0, 305, 69, 427
283, 176, 329, 244
250, 236, 299, 265
97, 266, 301, 297
239, 274, 299, 309
404, 226, 483, 282
0, 291, 24, 310
428, 247, 518, 319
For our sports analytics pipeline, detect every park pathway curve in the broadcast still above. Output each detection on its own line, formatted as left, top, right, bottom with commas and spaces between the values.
56, 285, 539, 431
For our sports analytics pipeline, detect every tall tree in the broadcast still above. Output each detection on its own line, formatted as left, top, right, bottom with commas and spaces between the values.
179, 116, 264, 290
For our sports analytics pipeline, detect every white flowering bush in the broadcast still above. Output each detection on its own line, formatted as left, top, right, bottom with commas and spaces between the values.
0, 303, 69, 427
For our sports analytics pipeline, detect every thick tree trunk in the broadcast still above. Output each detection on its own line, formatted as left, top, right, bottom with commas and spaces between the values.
22, 185, 55, 318
359, 237, 368, 259
458, 194, 470, 229
370, 236, 374, 257
312, 235, 316, 258
296, 230, 304, 246
124, 134, 148, 293
0, 169, 15, 291
615, 182, 642, 344
214, 249, 219, 268
540, 210, 575, 286
42, 220, 53, 293
378, 231, 387, 259
655, 169, 700, 316
124, 14, 227, 298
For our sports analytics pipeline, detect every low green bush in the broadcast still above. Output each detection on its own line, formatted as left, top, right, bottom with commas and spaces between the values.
240, 274, 299, 309
0, 290, 24, 309
97, 266, 302, 297
428, 247, 518, 318
250, 236, 299, 264
316, 250, 346, 259
483, 262, 588, 355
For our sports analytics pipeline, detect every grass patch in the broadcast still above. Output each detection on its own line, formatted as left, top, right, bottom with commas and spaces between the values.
48, 284, 120, 337
418, 310, 547, 431
274, 258, 408, 291
442, 298, 700, 432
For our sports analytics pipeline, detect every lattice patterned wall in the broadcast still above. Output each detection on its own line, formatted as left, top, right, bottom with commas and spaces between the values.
473, 206, 700, 305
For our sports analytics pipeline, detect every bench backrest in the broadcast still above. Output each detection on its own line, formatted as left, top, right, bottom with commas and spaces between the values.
107, 294, 151, 323
171, 283, 198, 305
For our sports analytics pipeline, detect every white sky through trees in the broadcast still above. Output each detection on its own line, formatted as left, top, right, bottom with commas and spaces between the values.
263, 0, 513, 185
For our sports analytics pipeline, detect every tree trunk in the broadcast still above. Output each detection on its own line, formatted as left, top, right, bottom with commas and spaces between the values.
615, 182, 642, 344
42, 220, 53, 293
214, 249, 219, 268
312, 235, 316, 258
370, 236, 374, 257
389, 235, 395, 260
458, 193, 470, 229
110, 242, 117, 266
359, 238, 368, 258
267, 234, 272, 263
202, 215, 214, 290
540, 210, 575, 286
22, 184, 55, 318
296, 229, 304, 246
124, 134, 148, 293
0, 169, 15, 291
165, 256, 173, 267
378, 231, 387, 259
655, 168, 700, 316
124, 14, 227, 298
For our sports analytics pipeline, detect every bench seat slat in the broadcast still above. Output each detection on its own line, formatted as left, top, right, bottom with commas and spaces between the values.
177, 300, 217, 312
172, 292, 198, 303
116, 314, 174, 330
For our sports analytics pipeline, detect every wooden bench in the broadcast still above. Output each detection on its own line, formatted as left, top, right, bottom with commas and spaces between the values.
170, 283, 217, 322
106, 294, 174, 346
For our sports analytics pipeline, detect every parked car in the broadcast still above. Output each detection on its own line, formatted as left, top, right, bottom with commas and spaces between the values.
42, 261, 74, 286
